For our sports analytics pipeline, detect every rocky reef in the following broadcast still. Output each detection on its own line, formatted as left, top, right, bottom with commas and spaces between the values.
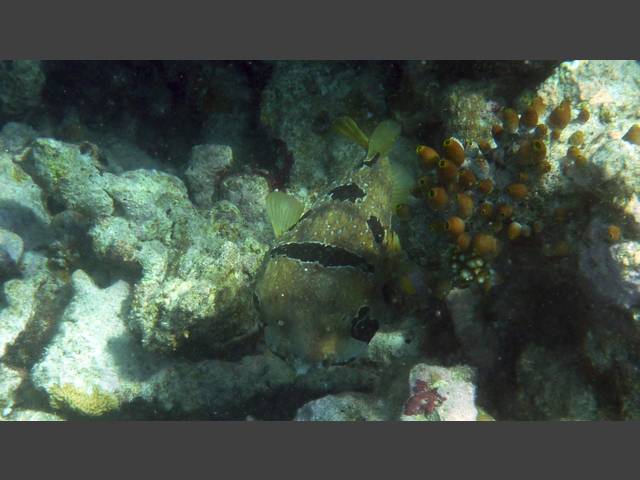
0, 61, 46, 118
1, 60, 639, 421
260, 61, 389, 193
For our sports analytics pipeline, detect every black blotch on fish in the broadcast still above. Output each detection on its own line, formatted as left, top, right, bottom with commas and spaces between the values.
271, 242, 374, 273
328, 183, 366, 202
363, 153, 380, 167
367, 216, 385, 244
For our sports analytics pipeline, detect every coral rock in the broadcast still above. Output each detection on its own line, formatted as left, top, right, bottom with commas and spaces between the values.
184, 144, 234, 209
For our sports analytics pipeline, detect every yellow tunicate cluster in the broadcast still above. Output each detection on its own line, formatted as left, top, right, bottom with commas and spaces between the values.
412, 96, 591, 294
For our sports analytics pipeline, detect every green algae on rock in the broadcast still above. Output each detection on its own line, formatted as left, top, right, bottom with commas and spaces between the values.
22, 138, 114, 218
49, 383, 120, 417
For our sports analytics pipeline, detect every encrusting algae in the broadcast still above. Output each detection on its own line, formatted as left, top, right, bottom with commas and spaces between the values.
49, 384, 120, 417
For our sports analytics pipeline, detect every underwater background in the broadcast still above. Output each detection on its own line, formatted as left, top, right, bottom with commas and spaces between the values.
1, 60, 639, 420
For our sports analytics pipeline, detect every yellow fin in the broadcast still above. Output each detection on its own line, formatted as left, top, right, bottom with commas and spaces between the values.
383, 229, 402, 255
390, 161, 413, 208
333, 116, 369, 149
367, 119, 401, 160
265, 191, 305, 238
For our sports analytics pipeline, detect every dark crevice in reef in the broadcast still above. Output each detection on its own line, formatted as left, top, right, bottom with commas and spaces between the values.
11, 375, 57, 416
271, 242, 374, 273
3, 278, 72, 370
432, 60, 561, 100
252, 364, 382, 420
471, 259, 609, 420
420, 301, 465, 366
38, 61, 280, 176
0, 285, 7, 310
328, 183, 366, 202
